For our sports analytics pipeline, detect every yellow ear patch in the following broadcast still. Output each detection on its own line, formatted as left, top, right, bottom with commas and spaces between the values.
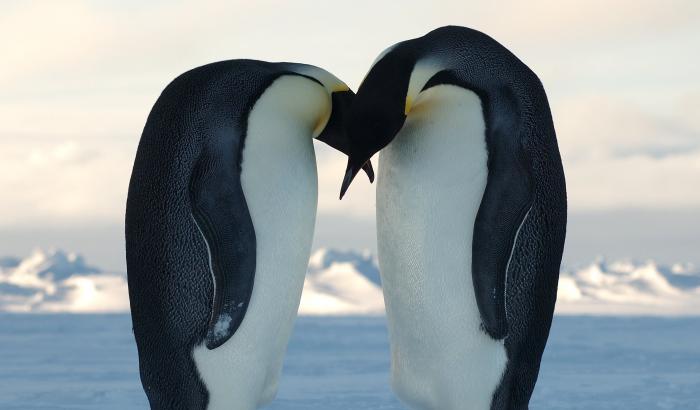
315, 83, 347, 136
312, 100, 332, 138
332, 83, 350, 92
404, 60, 443, 117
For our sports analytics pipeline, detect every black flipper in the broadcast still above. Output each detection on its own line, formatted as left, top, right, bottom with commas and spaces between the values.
189, 143, 256, 350
187, 75, 360, 351
471, 87, 534, 340
317, 90, 374, 182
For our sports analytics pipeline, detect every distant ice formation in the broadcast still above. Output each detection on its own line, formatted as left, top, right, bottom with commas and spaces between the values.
299, 249, 385, 315
557, 258, 700, 315
1, 248, 698, 316
0, 248, 128, 313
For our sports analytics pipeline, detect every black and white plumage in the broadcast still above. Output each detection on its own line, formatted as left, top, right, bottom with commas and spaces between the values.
126, 60, 371, 410
340, 26, 567, 409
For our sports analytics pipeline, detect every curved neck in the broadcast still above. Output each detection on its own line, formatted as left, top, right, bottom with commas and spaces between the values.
284, 63, 349, 94
404, 58, 444, 115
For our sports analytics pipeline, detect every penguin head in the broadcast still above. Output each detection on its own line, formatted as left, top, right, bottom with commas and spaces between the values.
339, 48, 419, 199
288, 63, 376, 183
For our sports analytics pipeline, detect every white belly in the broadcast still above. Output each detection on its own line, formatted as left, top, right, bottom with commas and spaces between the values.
193, 76, 326, 410
377, 85, 507, 410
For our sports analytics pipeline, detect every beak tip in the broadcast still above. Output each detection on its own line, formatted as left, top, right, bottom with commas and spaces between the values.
339, 176, 351, 200
339, 163, 356, 200
361, 160, 375, 183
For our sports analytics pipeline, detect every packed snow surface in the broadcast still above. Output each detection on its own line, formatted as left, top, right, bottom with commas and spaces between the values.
1, 249, 699, 408
1, 248, 699, 315
0, 315, 698, 409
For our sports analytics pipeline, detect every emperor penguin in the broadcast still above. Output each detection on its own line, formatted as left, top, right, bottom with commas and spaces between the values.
340, 26, 567, 409
126, 59, 372, 410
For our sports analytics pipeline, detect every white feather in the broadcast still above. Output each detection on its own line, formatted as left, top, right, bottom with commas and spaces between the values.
377, 83, 507, 410
192, 75, 325, 410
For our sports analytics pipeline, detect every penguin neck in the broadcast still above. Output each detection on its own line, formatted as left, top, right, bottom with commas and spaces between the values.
359, 53, 445, 120
257, 74, 333, 140
283, 63, 349, 94
280, 65, 352, 138
404, 59, 444, 115
356, 51, 416, 119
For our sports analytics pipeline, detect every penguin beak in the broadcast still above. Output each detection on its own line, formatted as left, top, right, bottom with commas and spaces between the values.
361, 161, 375, 183
315, 90, 374, 184
340, 157, 372, 199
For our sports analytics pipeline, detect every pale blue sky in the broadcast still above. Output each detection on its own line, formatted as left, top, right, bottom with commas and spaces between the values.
1, 0, 698, 269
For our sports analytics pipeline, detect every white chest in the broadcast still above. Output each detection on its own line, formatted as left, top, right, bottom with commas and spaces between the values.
193, 76, 326, 410
377, 85, 507, 409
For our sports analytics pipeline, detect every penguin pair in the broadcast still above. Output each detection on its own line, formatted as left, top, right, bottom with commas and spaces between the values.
126, 26, 566, 410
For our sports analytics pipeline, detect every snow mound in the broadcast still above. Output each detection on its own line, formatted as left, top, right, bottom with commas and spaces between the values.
2, 248, 699, 316
556, 258, 700, 315
299, 249, 385, 315
0, 248, 128, 313
0, 248, 385, 315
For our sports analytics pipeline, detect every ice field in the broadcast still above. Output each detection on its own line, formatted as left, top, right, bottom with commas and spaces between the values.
0, 314, 698, 409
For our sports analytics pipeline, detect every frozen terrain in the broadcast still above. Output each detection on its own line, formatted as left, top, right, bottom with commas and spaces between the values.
1, 248, 700, 408
0, 314, 698, 409
557, 258, 700, 315
1, 248, 699, 315
0, 249, 127, 313
299, 249, 385, 315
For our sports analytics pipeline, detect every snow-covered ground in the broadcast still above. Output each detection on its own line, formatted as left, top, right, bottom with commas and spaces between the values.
0, 314, 698, 409
1, 248, 699, 315
1, 248, 700, 408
